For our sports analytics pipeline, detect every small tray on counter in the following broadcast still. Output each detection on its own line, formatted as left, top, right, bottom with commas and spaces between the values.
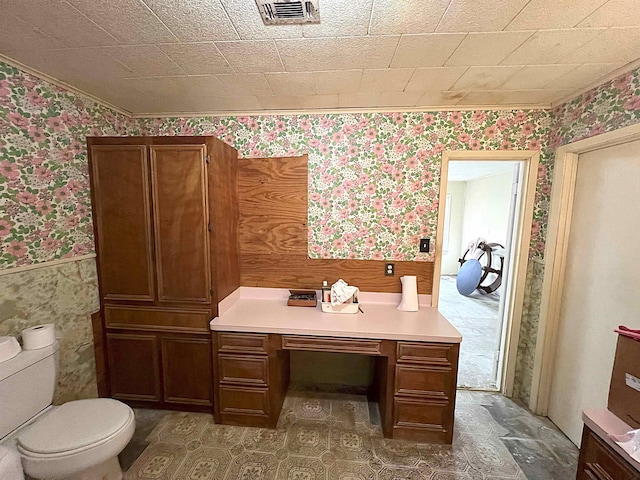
287, 290, 317, 307
321, 301, 360, 314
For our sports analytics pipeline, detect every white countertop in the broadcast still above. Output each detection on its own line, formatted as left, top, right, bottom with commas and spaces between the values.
583, 408, 640, 471
210, 287, 462, 343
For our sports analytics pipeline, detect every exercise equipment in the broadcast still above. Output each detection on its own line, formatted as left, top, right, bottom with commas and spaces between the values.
456, 238, 505, 296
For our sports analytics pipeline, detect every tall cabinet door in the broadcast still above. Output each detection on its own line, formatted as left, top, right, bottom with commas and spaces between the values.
150, 145, 212, 304
90, 145, 155, 302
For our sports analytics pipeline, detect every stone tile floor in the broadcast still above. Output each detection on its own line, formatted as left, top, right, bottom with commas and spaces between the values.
438, 275, 501, 390
121, 389, 578, 480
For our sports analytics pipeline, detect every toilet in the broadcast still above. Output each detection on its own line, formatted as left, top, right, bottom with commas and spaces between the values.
0, 341, 135, 480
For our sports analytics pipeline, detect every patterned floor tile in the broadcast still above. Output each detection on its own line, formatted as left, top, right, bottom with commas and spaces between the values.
327, 461, 376, 480
124, 442, 187, 479
243, 427, 289, 453
201, 424, 247, 449
155, 413, 210, 445
286, 422, 330, 457
328, 425, 374, 462
277, 455, 327, 480
372, 438, 421, 467
173, 447, 232, 480
225, 451, 279, 480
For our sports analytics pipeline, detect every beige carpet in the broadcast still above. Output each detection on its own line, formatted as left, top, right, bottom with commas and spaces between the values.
124, 389, 526, 480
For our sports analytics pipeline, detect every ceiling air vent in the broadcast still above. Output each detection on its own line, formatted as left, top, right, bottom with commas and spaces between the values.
255, 0, 320, 25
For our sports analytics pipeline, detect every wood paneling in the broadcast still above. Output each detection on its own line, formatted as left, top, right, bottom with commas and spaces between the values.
238, 155, 434, 294
161, 335, 213, 406
105, 305, 210, 333
91, 311, 108, 397
89, 144, 155, 302
151, 144, 211, 304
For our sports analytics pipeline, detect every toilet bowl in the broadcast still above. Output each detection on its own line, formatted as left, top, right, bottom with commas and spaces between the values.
17, 399, 135, 480
0, 340, 135, 480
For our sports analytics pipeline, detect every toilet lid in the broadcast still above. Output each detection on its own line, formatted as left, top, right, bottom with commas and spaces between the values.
18, 399, 132, 454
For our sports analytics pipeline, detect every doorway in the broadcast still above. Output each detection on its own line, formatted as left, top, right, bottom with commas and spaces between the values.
432, 150, 539, 397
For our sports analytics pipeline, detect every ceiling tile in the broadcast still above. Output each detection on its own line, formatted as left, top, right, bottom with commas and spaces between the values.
7, 0, 118, 47
124, 76, 188, 96
445, 31, 533, 66
159, 43, 234, 75
369, 0, 451, 34
506, 0, 609, 30
217, 73, 273, 95
360, 69, 415, 92
142, 0, 239, 41
264, 72, 316, 95
457, 89, 570, 105
276, 36, 399, 71
436, 0, 531, 32
451, 66, 523, 90
500, 64, 580, 89
67, 0, 177, 44
391, 34, 466, 68
2, 49, 87, 85
579, 0, 640, 27
221, 0, 303, 40
377, 91, 424, 107
502, 28, 606, 65
216, 40, 284, 73
313, 70, 362, 94
562, 26, 640, 63
550, 63, 623, 90
338, 92, 382, 108
171, 75, 230, 96
405, 67, 468, 91
416, 90, 467, 106
258, 94, 340, 110
303, 0, 372, 37
190, 95, 263, 111
105, 45, 185, 76
0, 14, 66, 51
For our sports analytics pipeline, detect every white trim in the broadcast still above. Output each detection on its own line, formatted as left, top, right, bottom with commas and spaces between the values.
433, 150, 539, 397
530, 121, 640, 415
0, 254, 96, 276
0, 54, 132, 117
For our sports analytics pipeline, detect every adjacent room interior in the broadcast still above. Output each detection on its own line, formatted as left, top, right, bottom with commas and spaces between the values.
1, 1, 640, 479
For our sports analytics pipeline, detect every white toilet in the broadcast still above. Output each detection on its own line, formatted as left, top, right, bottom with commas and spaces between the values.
0, 341, 135, 480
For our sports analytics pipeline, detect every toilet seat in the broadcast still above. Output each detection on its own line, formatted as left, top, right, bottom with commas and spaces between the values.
17, 399, 135, 479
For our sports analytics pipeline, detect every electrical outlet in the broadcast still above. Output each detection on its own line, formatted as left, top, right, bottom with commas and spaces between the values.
385, 263, 395, 276
419, 238, 430, 253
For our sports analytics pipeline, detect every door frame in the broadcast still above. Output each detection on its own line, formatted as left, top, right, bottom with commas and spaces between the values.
432, 150, 540, 396
530, 122, 640, 415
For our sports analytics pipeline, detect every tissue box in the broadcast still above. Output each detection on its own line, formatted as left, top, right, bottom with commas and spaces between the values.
321, 302, 359, 314
608, 335, 640, 428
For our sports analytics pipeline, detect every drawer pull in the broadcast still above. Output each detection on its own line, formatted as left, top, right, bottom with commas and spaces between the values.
585, 463, 614, 480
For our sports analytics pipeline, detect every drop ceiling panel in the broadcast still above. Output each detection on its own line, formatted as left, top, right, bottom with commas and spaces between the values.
0, 14, 66, 51
106, 45, 185, 77
142, 0, 239, 41
67, 0, 178, 44
445, 31, 534, 66
506, 0, 609, 30
276, 37, 400, 71
339, 92, 382, 108
216, 40, 284, 73
258, 94, 339, 110
500, 64, 580, 90
391, 34, 466, 68
220, 0, 303, 40
416, 90, 467, 106
360, 69, 415, 93
217, 73, 273, 96
405, 67, 469, 92
563, 26, 640, 63
550, 63, 623, 90
502, 28, 606, 65
452, 66, 524, 91
171, 76, 230, 97
265, 72, 316, 95
579, 0, 640, 27
314, 70, 363, 94
369, 0, 451, 35
458, 89, 572, 105
436, 0, 531, 32
302, 0, 372, 37
377, 91, 424, 107
159, 43, 234, 75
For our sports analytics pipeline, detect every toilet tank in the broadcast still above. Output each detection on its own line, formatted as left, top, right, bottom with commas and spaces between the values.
0, 342, 59, 440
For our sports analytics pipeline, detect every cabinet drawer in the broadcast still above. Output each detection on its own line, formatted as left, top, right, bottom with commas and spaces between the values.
105, 306, 210, 333
219, 354, 268, 386
219, 385, 269, 416
394, 397, 450, 432
397, 342, 456, 365
580, 427, 639, 480
395, 364, 453, 399
282, 335, 382, 355
217, 333, 269, 355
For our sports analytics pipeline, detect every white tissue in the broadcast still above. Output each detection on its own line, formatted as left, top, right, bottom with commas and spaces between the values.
330, 279, 359, 307
0, 446, 24, 480
21, 324, 56, 350
397, 275, 419, 311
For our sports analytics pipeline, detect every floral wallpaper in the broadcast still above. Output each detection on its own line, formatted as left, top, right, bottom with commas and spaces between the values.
137, 111, 552, 262
0, 61, 134, 269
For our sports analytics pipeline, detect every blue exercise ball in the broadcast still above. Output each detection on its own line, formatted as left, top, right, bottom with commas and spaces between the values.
456, 259, 482, 296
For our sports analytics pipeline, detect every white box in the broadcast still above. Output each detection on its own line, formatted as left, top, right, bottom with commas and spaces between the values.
321, 302, 359, 314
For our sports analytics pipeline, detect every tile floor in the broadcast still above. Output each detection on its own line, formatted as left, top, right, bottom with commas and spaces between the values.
438, 275, 501, 390
121, 389, 578, 480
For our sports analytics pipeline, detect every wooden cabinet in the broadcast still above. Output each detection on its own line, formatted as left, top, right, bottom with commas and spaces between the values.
88, 136, 239, 412
577, 425, 640, 480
